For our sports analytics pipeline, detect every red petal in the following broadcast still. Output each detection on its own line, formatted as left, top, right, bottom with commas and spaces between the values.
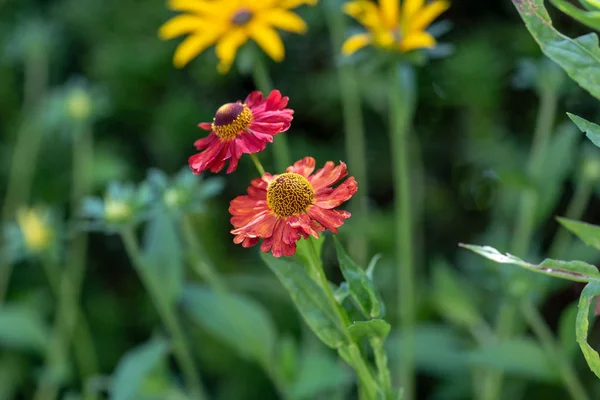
309, 161, 348, 193
313, 177, 358, 209
248, 121, 287, 135
236, 131, 269, 154
194, 132, 219, 150
286, 157, 316, 177
265, 90, 283, 110
260, 219, 297, 257
188, 139, 227, 174
198, 122, 213, 131
306, 206, 351, 234
244, 91, 263, 108
288, 213, 324, 238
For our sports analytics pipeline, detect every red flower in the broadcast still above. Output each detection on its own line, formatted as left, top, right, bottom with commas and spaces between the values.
189, 90, 293, 174
229, 157, 358, 257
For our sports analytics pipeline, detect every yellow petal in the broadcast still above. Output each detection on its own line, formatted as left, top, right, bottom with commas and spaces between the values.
408, 0, 450, 32
343, 1, 383, 30
215, 28, 249, 74
280, 0, 318, 8
260, 9, 307, 33
173, 31, 221, 68
167, 0, 216, 14
249, 24, 285, 62
380, 0, 399, 28
400, 31, 436, 52
401, 0, 424, 22
342, 33, 372, 55
158, 15, 205, 39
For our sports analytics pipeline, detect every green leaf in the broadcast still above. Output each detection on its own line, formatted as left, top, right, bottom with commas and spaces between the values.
568, 113, 600, 148
460, 243, 600, 282
348, 319, 391, 342
261, 253, 349, 349
289, 349, 352, 400
333, 236, 385, 318
0, 306, 49, 353
550, 0, 600, 31
142, 211, 183, 304
182, 284, 277, 366
513, 0, 600, 99
431, 262, 482, 330
557, 217, 600, 251
295, 236, 325, 277
576, 282, 600, 378
468, 338, 560, 382
111, 338, 170, 400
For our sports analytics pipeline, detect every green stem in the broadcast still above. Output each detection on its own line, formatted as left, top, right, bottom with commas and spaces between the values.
250, 153, 266, 176
120, 229, 208, 400
0, 46, 49, 303
306, 238, 378, 399
370, 338, 393, 398
251, 54, 290, 172
549, 177, 593, 259
482, 87, 558, 400
389, 63, 417, 400
520, 299, 589, 400
323, 1, 369, 266
180, 217, 226, 292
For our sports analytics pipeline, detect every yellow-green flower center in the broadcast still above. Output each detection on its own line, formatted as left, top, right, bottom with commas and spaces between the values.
105, 199, 132, 223
267, 173, 314, 217
212, 103, 253, 140
231, 8, 253, 26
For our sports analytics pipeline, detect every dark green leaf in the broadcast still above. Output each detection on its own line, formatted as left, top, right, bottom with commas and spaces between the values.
460, 243, 600, 282
568, 113, 600, 148
333, 236, 385, 318
111, 338, 170, 400
0, 306, 49, 353
348, 319, 391, 342
142, 211, 183, 304
558, 302, 579, 358
468, 338, 560, 382
513, 0, 600, 99
182, 284, 277, 366
576, 282, 600, 378
261, 253, 349, 349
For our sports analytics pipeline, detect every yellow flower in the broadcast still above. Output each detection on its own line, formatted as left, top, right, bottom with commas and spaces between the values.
159, 0, 317, 73
17, 208, 53, 253
342, 0, 450, 55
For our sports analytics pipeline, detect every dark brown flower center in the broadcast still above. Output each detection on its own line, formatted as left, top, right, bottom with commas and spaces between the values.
267, 173, 314, 217
232, 8, 253, 26
212, 103, 253, 140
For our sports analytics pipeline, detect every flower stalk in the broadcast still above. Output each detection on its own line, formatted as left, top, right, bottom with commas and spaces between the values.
389, 62, 417, 400
251, 54, 291, 173
324, 1, 369, 266
120, 228, 208, 400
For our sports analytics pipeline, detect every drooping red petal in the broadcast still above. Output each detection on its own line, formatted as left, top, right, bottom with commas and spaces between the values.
287, 157, 316, 177
194, 132, 219, 150
188, 138, 228, 174
313, 177, 358, 209
260, 218, 297, 257
309, 161, 349, 193
236, 131, 269, 154
248, 121, 287, 135
198, 122, 213, 131
288, 213, 324, 239
306, 205, 351, 234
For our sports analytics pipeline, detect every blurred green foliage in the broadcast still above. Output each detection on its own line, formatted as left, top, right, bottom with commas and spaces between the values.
3, 0, 600, 399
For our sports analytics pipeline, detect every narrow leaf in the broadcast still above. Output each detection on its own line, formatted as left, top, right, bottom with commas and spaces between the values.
142, 211, 184, 304
576, 282, 600, 378
333, 236, 385, 318
549, 0, 600, 31
0, 306, 49, 353
261, 253, 349, 349
557, 217, 600, 251
460, 243, 600, 282
348, 319, 391, 342
513, 0, 600, 99
567, 113, 600, 148
111, 338, 170, 400
182, 284, 277, 366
